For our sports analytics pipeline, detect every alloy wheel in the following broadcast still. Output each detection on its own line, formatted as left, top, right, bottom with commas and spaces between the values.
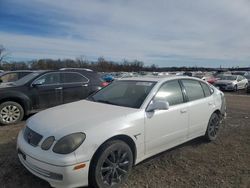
101, 149, 130, 186
208, 114, 220, 139
0, 105, 21, 124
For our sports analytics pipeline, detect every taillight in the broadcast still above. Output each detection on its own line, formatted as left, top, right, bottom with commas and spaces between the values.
101, 82, 109, 87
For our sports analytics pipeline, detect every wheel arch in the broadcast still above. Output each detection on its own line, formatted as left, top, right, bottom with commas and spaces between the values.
0, 96, 30, 115
212, 109, 222, 119
90, 134, 137, 166
88, 134, 137, 187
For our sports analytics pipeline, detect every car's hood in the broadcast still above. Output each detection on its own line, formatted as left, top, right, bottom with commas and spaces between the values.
0, 82, 15, 88
215, 80, 235, 84
27, 100, 138, 138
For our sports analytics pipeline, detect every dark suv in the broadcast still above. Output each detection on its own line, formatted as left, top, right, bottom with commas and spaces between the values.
0, 69, 106, 125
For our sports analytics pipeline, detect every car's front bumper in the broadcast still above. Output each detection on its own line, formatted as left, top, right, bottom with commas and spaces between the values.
215, 85, 234, 91
17, 131, 90, 188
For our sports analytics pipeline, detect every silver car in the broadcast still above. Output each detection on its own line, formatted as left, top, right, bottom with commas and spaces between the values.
214, 74, 248, 91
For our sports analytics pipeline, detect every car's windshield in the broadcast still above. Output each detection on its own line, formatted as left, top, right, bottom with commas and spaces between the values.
217, 75, 237, 81
13, 72, 42, 86
89, 80, 156, 108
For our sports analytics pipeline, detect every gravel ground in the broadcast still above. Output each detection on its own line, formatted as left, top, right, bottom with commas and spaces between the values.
0, 92, 249, 188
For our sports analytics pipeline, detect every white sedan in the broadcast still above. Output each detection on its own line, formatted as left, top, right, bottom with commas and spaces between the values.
17, 76, 226, 188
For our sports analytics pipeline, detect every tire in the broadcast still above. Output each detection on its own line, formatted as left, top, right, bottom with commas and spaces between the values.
204, 113, 220, 141
247, 87, 250, 93
233, 85, 238, 91
0, 101, 24, 125
244, 83, 248, 89
90, 140, 133, 188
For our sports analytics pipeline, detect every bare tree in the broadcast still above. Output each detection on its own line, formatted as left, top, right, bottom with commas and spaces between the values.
0, 45, 8, 63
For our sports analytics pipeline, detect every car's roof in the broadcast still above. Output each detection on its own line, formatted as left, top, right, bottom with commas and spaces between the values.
118, 75, 202, 82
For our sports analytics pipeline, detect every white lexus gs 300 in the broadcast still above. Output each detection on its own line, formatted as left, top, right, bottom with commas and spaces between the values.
17, 76, 226, 188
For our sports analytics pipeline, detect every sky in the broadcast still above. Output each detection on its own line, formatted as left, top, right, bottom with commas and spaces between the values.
0, 0, 250, 67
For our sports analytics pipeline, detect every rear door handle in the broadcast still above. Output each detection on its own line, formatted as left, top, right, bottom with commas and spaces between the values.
82, 84, 88, 87
180, 109, 187, 114
55, 87, 63, 90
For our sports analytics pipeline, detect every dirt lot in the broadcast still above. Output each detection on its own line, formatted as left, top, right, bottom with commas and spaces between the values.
0, 92, 250, 188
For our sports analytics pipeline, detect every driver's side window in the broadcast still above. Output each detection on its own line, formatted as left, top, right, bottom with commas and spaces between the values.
154, 80, 184, 106
34, 73, 60, 85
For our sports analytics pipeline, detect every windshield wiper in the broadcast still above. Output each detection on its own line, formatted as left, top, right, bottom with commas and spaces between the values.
96, 100, 117, 105
87, 95, 95, 101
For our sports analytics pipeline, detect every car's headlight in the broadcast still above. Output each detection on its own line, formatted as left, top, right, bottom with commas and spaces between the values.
52, 133, 86, 154
41, 136, 55, 150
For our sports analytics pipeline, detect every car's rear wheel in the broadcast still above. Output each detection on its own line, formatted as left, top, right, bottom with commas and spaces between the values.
204, 113, 220, 141
0, 101, 24, 125
90, 140, 133, 188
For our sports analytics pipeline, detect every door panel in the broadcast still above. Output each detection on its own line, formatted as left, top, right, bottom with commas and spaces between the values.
61, 72, 89, 104
145, 104, 188, 156
186, 97, 214, 139
181, 79, 215, 138
33, 85, 63, 109
62, 83, 89, 103
145, 80, 188, 156
31, 72, 63, 109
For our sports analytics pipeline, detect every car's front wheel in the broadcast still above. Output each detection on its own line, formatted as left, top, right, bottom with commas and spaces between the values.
233, 85, 238, 91
244, 83, 248, 89
204, 113, 221, 141
90, 140, 133, 188
0, 101, 24, 125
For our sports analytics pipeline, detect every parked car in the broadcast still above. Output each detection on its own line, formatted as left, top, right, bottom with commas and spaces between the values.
0, 69, 107, 125
214, 74, 248, 91
245, 74, 250, 93
202, 75, 218, 84
17, 76, 226, 188
0, 70, 34, 84
195, 72, 218, 84
102, 74, 114, 83
231, 71, 248, 76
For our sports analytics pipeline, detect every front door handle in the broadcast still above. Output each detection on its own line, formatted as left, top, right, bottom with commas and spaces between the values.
55, 87, 63, 90
82, 84, 88, 87
180, 109, 187, 114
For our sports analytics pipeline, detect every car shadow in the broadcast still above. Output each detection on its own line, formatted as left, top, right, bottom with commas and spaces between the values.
135, 136, 207, 167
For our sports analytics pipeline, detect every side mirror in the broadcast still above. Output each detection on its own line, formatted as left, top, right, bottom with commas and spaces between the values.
32, 79, 44, 87
146, 99, 169, 112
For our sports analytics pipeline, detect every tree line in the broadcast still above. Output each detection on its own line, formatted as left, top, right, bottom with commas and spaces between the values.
0, 45, 249, 72
0, 57, 223, 72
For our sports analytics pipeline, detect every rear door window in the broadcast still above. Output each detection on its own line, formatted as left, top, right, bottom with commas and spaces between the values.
62, 72, 88, 83
154, 80, 184, 106
18, 72, 31, 79
181, 79, 205, 101
200, 82, 211, 97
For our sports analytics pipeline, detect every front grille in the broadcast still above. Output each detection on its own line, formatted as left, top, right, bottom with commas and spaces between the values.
23, 126, 43, 147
